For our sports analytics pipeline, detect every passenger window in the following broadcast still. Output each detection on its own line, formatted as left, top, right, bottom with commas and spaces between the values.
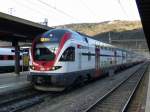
8, 55, 13, 60
0, 55, 3, 60
60, 47, 75, 61
4, 55, 8, 60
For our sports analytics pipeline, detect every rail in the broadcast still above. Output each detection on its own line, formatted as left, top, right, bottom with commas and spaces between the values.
83, 62, 149, 112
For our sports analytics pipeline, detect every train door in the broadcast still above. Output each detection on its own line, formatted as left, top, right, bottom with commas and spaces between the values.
114, 50, 117, 64
78, 52, 82, 70
95, 46, 101, 77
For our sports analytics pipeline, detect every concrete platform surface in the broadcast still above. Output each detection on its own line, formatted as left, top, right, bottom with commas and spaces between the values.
0, 71, 31, 94
145, 64, 150, 112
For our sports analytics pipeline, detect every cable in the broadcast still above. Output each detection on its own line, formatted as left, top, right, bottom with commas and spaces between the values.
117, 0, 129, 18
13, 0, 49, 19
36, 0, 80, 21
80, 0, 97, 19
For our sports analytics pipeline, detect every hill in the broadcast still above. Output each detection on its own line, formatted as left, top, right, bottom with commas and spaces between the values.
56, 20, 149, 56
0, 20, 149, 56
55, 20, 142, 36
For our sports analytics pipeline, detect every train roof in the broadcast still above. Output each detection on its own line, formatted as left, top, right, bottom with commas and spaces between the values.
0, 47, 15, 55
76, 31, 115, 48
40, 28, 133, 52
0, 47, 28, 55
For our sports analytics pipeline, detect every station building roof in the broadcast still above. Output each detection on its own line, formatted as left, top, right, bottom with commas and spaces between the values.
136, 0, 150, 51
0, 12, 53, 42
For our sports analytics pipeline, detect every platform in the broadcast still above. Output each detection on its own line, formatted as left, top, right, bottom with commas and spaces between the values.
0, 71, 31, 95
145, 63, 150, 112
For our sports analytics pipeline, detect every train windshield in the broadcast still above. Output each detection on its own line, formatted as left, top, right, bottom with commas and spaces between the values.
34, 43, 58, 61
33, 29, 70, 61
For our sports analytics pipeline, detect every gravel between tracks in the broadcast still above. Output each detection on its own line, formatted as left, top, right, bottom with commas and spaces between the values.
127, 63, 150, 112
23, 63, 145, 112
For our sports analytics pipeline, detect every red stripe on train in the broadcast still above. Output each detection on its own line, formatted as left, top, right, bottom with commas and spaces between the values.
32, 32, 71, 71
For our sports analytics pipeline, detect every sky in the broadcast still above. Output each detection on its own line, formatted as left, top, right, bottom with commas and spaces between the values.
0, 0, 140, 26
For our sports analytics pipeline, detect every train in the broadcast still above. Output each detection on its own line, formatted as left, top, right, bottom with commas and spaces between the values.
0, 47, 29, 73
28, 28, 145, 91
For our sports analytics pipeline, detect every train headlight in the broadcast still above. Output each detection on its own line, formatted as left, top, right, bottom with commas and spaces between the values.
52, 67, 55, 70
55, 66, 62, 69
30, 66, 35, 70
50, 66, 62, 71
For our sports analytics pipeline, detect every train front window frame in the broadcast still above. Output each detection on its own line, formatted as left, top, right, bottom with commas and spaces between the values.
34, 47, 55, 61
33, 42, 57, 61
60, 47, 75, 61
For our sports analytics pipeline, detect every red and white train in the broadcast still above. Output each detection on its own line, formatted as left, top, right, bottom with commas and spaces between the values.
28, 29, 145, 91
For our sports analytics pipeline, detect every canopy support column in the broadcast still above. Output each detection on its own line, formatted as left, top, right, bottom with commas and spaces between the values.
12, 41, 20, 75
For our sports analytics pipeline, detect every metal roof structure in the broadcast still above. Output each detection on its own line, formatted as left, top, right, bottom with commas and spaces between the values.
0, 12, 53, 42
136, 0, 150, 51
0, 12, 54, 74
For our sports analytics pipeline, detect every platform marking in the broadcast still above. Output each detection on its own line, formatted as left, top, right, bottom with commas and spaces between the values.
0, 84, 12, 89
0, 82, 29, 89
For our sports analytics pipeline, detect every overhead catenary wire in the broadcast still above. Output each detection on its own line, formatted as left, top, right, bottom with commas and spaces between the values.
36, 0, 81, 22
13, 0, 49, 18
80, 0, 97, 20
116, 0, 129, 18
11, 0, 130, 27
79, 0, 100, 34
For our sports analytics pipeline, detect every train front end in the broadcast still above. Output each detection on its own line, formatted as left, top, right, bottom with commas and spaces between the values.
28, 29, 71, 91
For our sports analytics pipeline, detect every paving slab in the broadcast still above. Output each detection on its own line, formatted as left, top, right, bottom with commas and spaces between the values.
145, 64, 150, 112
0, 71, 31, 95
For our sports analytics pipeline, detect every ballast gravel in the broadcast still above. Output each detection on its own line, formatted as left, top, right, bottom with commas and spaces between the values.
23, 63, 144, 112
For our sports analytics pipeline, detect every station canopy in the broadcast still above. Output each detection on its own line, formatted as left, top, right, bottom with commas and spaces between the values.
136, 0, 150, 51
0, 12, 53, 42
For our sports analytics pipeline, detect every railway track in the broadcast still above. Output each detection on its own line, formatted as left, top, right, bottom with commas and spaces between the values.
0, 84, 64, 112
0, 88, 51, 112
0, 63, 148, 112
84, 62, 149, 112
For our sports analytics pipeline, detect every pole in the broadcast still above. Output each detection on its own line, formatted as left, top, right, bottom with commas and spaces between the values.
12, 41, 20, 75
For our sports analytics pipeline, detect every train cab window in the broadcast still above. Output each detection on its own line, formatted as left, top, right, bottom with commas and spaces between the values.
34, 48, 55, 61
60, 47, 75, 61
